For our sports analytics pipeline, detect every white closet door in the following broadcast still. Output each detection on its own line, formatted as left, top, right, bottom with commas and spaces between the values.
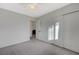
63, 11, 79, 53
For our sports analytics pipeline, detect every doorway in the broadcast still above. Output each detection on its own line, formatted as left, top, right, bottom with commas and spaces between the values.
32, 30, 36, 38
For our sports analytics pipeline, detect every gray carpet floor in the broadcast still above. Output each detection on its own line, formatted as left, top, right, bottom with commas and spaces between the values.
0, 38, 78, 55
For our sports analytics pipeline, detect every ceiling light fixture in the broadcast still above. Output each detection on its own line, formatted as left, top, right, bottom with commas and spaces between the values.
27, 3, 38, 10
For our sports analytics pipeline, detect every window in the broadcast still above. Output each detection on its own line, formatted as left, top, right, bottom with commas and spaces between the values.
48, 27, 52, 40
48, 22, 59, 41
48, 25, 54, 40
55, 22, 59, 40
51, 25, 54, 40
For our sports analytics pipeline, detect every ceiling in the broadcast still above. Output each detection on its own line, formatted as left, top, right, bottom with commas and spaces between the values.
0, 3, 70, 18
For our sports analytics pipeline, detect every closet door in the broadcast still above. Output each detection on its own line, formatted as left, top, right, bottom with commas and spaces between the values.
63, 11, 79, 53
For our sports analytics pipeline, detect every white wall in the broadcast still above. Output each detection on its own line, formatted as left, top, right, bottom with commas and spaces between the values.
36, 3, 79, 53
0, 8, 31, 48
36, 16, 55, 42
